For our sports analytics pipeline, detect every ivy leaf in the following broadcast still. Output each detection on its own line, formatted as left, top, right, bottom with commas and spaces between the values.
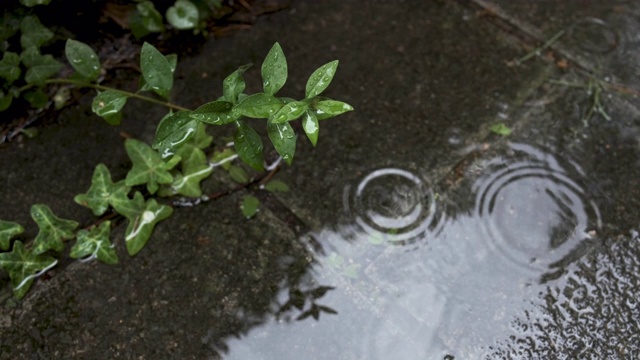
152, 111, 198, 158
264, 180, 290, 193
211, 148, 236, 170
190, 100, 234, 125
234, 93, 284, 119
270, 100, 308, 124
223, 63, 252, 103
91, 90, 128, 125
137, 1, 165, 33
313, 99, 354, 119
70, 221, 118, 265
20, 16, 53, 49
140, 42, 173, 98
74, 164, 131, 216
305, 60, 338, 98
0, 220, 25, 251
125, 138, 178, 194
0, 241, 57, 299
65, 39, 101, 81
267, 122, 296, 165
234, 121, 264, 171
0, 51, 21, 83
261, 42, 287, 96
31, 204, 79, 254
23, 89, 48, 109
124, 198, 173, 256
111, 191, 145, 221
228, 165, 249, 183
241, 195, 259, 218
490, 123, 512, 136
302, 110, 319, 146
172, 147, 213, 197
166, 0, 199, 30
20, 47, 63, 86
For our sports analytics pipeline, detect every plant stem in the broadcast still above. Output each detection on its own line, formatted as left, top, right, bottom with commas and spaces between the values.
18, 78, 191, 112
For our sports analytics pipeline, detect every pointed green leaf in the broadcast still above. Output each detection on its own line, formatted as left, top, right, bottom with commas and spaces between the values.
152, 111, 198, 158
65, 39, 101, 81
125, 138, 177, 194
190, 100, 234, 125
124, 198, 173, 256
234, 93, 284, 119
20, 16, 53, 49
139, 53, 177, 92
0, 241, 57, 299
0, 220, 24, 251
140, 42, 173, 98
137, 1, 165, 32
31, 204, 79, 254
305, 60, 338, 98
0, 51, 21, 83
70, 221, 118, 265
223, 63, 252, 103
172, 147, 213, 197
267, 122, 296, 165
261, 43, 287, 95
241, 195, 259, 218
228, 165, 249, 183
234, 121, 264, 171
264, 180, 290, 193
270, 100, 308, 124
302, 110, 319, 146
74, 164, 131, 216
21, 47, 63, 86
91, 90, 127, 125
166, 0, 199, 30
312, 99, 353, 120
211, 148, 236, 170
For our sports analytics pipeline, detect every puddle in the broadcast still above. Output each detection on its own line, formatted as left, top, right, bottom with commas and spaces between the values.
221, 142, 605, 359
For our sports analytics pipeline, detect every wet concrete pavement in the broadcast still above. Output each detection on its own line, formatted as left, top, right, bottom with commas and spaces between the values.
1, 0, 640, 359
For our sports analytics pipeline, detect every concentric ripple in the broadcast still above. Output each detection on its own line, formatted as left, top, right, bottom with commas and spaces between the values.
343, 168, 445, 246
473, 143, 601, 272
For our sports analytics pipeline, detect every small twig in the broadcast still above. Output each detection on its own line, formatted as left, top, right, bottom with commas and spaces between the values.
515, 29, 566, 65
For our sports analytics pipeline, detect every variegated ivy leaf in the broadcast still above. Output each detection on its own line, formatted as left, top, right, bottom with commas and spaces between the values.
31, 204, 79, 254
125, 138, 179, 194
124, 197, 173, 256
0, 220, 25, 251
20, 15, 53, 49
20, 47, 63, 86
211, 148, 236, 170
172, 146, 213, 197
0, 241, 57, 299
70, 221, 118, 265
0, 51, 21, 83
74, 164, 131, 216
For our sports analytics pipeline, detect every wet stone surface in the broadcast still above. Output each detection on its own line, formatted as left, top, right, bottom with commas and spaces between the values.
1, 0, 640, 359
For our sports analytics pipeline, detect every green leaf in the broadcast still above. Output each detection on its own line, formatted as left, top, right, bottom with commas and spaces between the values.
264, 180, 289, 193
313, 99, 354, 119
152, 111, 198, 158
270, 100, 308, 123
261, 42, 287, 95
234, 93, 284, 118
166, 0, 199, 30
74, 164, 131, 216
0, 220, 24, 251
223, 63, 251, 103
241, 195, 259, 218
490, 123, 512, 136
234, 121, 264, 171
302, 110, 319, 146
23, 89, 48, 109
0, 91, 13, 112
0, 241, 57, 299
20, 16, 53, 49
111, 191, 145, 220
92, 90, 128, 125
172, 147, 213, 197
65, 39, 101, 81
267, 122, 296, 165
21, 47, 63, 86
20, 0, 52, 6
125, 138, 177, 194
190, 100, 234, 125
31, 204, 79, 254
140, 42, 173, 98
305, 60, 338, 98
228, 165, 249, 183
211, 148, 236, 170
139, 53, 177, 91
137, 1, 165, 32
124, 197, 173, 256
0, 52, 21, 83
70, 221, 118, 265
